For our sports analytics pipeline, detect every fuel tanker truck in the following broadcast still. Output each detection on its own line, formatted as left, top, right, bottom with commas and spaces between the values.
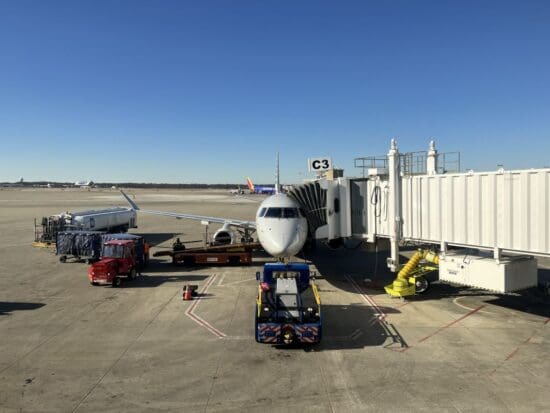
36, 207, 137, 243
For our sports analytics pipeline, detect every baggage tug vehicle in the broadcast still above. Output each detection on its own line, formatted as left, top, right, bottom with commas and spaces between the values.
88, 239, 137, 287
255, 263, 322, 345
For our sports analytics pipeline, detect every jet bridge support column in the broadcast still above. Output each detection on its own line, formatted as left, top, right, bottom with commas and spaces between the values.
427, 140, 437, 175
387, 139, 401, 272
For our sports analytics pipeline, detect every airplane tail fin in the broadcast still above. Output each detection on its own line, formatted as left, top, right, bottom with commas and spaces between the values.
120, 190, 140, 210
246, 177, 254, 192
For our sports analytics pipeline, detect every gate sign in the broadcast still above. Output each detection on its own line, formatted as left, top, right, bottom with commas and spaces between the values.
308, 157, 332, 172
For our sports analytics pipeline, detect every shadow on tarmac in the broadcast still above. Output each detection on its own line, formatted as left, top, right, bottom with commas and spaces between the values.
121, 274, 209, 289
485, 292, 550, 318
305, 241, 394, 295
308, 240, 550, 318
0, 302, 46, 316
272, 303, 407, 352
315, 303, 405, 351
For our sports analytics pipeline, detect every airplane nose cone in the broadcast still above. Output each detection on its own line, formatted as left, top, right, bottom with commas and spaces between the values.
267, 237, 294, 257
256, 213, 307, 258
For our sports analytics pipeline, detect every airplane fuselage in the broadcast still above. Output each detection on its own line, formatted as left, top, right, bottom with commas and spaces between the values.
255, 193, 308, 258
252, 186, 276, 195
246, 177, 276, 195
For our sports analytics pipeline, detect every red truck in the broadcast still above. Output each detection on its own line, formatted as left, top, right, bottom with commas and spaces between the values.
88, 239, 140, 287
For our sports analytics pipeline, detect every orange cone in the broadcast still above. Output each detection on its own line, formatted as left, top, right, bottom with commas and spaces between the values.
183, 286, 192, 301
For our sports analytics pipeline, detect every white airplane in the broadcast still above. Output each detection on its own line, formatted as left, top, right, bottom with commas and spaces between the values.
120, 159, 308, 258
75, 180, 93, 188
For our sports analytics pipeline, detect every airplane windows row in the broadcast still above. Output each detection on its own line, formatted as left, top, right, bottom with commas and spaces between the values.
258, 208, 305, 218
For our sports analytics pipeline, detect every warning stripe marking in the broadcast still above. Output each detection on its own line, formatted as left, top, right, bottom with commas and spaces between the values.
345, 275, 386, 323
184, 275, 226, 338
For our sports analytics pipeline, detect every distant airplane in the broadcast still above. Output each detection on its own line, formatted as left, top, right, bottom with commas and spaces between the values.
75, 180, 93, 188
246, 177, 276, 195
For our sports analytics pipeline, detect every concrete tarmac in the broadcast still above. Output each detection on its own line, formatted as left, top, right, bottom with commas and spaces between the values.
0, 188, 548, 412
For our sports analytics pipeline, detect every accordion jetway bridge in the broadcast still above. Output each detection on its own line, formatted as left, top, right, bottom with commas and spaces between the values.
290, 139, 550, 295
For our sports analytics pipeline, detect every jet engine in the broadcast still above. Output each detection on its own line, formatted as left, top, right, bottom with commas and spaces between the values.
212, 224, 238, 245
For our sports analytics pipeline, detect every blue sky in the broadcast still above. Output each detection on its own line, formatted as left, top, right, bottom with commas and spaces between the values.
1, 1, 549, 183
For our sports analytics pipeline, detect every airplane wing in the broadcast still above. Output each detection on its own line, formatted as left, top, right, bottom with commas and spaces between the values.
120, 190, 256, 230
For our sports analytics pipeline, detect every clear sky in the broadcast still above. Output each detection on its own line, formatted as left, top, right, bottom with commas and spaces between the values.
1, 1, 549, 184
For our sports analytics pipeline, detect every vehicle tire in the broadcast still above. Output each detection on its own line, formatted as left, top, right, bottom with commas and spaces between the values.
129, 268, 137, 280
112, 277, 122, 288
59, 256, 67, 263
415, 277, 430, 294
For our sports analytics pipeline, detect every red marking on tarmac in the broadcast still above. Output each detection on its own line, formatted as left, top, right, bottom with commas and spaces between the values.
400, 305, 486, 353
504, 347, 520, 362
346, 276, 414, 352
503, 330, 539, 361
417, 305, 485, 343
184, 275, 226, 338
491, 321, 548, 375
345, 275, 386, 323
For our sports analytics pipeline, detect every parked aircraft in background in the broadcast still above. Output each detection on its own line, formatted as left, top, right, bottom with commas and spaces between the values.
246, 177, 276, 194
75, 180, 93, 188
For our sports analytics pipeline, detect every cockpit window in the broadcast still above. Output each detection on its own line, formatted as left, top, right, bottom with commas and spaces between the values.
263, 207, 301, 218
283, 208, 298, 218
258, 207, 267, 217
264, 207, 282, 218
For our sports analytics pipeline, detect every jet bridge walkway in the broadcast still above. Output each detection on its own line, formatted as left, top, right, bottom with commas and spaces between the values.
291, 140, 550, 293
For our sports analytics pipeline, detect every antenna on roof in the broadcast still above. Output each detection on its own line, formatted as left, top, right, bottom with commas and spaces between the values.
275, 152, 280, 194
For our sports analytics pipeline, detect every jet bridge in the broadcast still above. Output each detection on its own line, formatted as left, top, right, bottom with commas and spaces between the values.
291, 140, 550, 293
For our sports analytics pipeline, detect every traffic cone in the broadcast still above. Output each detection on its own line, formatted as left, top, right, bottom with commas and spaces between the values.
183, 286, 192, 301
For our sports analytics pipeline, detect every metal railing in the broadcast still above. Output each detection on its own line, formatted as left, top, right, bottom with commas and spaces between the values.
355, 151, 461, 177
